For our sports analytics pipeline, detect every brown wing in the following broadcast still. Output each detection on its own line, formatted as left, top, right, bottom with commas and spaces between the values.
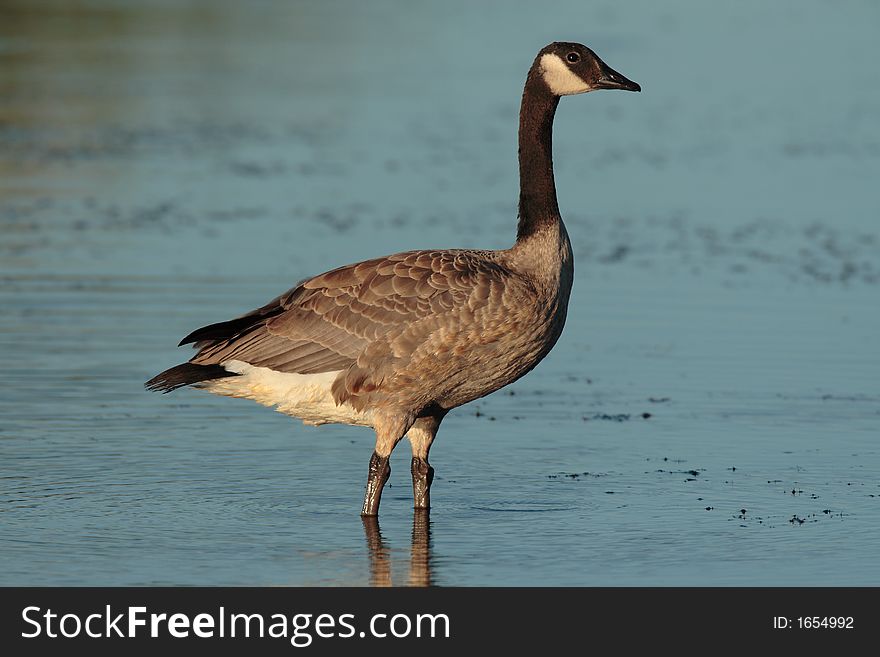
188, 249, 515, 377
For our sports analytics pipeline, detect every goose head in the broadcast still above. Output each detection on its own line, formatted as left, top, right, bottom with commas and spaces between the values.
536, 41, 641, 96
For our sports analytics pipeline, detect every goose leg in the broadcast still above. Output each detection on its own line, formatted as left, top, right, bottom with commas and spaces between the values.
407, 413, 445, 510
361, 416, 409, 517
411, 457, 434, 510
361, 452, 391, 517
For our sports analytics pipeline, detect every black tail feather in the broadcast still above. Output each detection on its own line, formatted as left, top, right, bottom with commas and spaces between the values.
145, 363, 238, 393
178, 317, 265, 347
178, 294, 291, 346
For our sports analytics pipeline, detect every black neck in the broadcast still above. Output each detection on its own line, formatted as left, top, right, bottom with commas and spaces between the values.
516, 73, 561, 241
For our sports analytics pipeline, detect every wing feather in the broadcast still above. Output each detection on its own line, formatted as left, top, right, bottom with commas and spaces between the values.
187, 250, 520, 377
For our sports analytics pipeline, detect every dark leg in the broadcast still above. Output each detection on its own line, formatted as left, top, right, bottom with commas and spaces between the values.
361, 451, 391, 517
407, 412, 445, 511
411, 457, 435, 510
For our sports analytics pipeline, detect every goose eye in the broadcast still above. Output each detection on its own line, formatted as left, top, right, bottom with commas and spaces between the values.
566, 52, 580, 63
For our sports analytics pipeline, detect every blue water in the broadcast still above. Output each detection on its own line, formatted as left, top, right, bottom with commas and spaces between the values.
1, 0, 878, 586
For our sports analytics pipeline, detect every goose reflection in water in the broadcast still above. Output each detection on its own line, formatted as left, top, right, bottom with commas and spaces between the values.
361, 511, 432, 587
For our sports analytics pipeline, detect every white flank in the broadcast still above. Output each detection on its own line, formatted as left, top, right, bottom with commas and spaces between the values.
539, 53, 591, 96
202, 360, 374, 427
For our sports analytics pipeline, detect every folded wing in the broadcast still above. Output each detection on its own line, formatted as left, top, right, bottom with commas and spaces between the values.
187, 249, 512, 380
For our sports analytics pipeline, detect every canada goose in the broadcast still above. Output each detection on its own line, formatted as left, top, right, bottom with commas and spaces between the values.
146, 41, 640, 516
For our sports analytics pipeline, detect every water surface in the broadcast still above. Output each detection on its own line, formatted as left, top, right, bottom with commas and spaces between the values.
1, 0, 878, 586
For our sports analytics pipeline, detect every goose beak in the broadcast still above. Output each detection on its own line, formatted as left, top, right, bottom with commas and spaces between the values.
595, 63, 641, 92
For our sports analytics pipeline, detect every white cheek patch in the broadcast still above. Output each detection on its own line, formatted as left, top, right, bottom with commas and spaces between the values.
539, 53, 591, 96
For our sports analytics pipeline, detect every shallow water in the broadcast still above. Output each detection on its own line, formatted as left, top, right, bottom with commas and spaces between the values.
1, 0, 879, 586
